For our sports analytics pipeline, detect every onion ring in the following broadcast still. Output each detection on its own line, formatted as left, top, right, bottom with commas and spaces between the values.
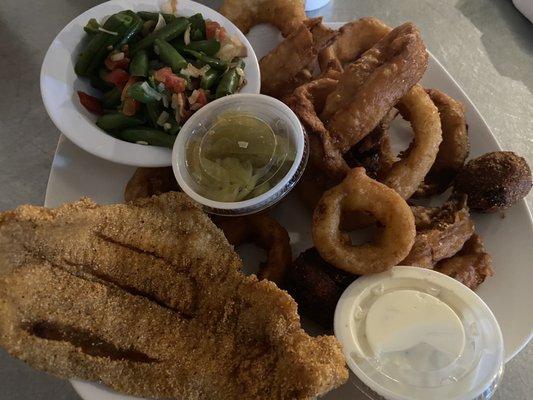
312, 168, 415, 275
260, 18, 337, 99
379, 84, 442, 199
219, 0, 306, 37
318, 17, 391, 77
214, 214, 292, 286
414, 89, 469, 197
124, 167, 179, 202
401, 195, 474, 268
321, 23, 428, 153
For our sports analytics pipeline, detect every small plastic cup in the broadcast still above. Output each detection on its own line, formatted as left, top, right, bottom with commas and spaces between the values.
334, 266, 504, 400
172, 94, 308, 215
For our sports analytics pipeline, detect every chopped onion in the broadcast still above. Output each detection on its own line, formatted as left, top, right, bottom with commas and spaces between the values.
161, 94, 169, 108
184, 25, 191, 45
140, 82, 162, 101
154, 13, 166, 32
98, 27, 118, 35
157, 111, 169, 126
188, 90, 199, 105
157, 82, 166, 92
136, 141, 149, 145
171, 93, 179, 110
180, 63, 205, 78
163, 122, 172, 131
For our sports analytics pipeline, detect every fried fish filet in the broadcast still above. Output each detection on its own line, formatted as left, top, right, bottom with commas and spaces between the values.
0, 193, 347, 399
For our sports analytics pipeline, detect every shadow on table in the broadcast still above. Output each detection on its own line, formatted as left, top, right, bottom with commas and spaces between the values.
456, 0, 533, 94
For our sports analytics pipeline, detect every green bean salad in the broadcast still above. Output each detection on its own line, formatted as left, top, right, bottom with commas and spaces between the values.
75, 10, 247, 148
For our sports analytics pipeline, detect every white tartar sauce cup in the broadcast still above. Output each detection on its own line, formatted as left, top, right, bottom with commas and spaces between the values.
334, 266, 504, 400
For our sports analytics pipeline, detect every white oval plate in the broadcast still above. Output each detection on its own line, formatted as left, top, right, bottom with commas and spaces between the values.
44, 23, 533, 400
40, 0, 260, 168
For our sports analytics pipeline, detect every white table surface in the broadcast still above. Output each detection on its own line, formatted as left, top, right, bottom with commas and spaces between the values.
0, 0, 531, 399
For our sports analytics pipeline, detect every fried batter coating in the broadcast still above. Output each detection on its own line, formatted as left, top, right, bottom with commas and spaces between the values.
401, 196, 475, 268
318, 17, 391, 76
214, 214, 292, 286
322, 23, 428, 153
415, 89, 469, 197
454, 151, 532, 213
435, 234, 493, 290
260, 18, 338, 99
285, 248, 356, 328
313, 168, 415, 275
0, 193, 347, 400
124, 167, 179, 202
220, 0, 306, 37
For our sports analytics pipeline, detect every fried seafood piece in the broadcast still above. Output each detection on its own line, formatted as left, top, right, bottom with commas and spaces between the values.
260, 18, 338, 99
220, 0, 306, 37
213, 214, 292, 286
401, 196, 475, 268
284, 77, 349, 180
322, 22, 429, 153
0, 193, 347, 400
124, 167, 179, 202
454, 151, 532, 213
414, 89, 469, 197
435, 234, 493, 290
286, 248, 357, 328
380, 84, 442, 199
313, 168, 415, 275
318, 17, 391, 76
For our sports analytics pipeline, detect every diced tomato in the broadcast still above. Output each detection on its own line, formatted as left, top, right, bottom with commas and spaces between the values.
77, 91, 102, 115
121, 76, 139, 101
154, 67, 186, 94
104, 55, 130, 71
206, 20, 226, 40
122, 97, 140, 116
104, 69, 130, 90
195, 89, 208, 108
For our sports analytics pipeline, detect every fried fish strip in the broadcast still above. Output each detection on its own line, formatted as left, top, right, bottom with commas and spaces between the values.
0, 193, 347, 400
260, 18, 338, 99
434, 234, 493, 290
322, 22, 428, 153
401, 196, 475, 268
220, 0, 306, 37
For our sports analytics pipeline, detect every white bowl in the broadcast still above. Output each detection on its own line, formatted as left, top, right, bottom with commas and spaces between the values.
172, 94, 308, 215
40, 0, 260, 167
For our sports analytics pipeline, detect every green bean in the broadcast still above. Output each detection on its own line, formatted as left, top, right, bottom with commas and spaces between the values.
215, 60, 244, 98
115, 12, 143, 48
144, 102, 162, 127
186, 40, 220, 56
176, 46, 227, 70
75, 13, 135, 76
200, 68, 220, 89
84, 18, 100, 35
117, 127, 176, 148
129, 50, 149, 76
130, 17, 190, 55
154, 38, 187, 72
96, 113, 144, 131
102, 87, 121, 108
137, 11, 176, 23
127, 81, 162, 103
188, 13, 206, 40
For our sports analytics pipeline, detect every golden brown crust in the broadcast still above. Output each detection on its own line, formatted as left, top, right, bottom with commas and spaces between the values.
260, 19, 338, 99
312, 168, 415, 275
322, 23, 428, 153
0, 193, 347, 399
414, 89, 469, 197
434, 234, 494, 290
401, 196, 475, 268
124, 167, 179, 202
220, 0, 307, 37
